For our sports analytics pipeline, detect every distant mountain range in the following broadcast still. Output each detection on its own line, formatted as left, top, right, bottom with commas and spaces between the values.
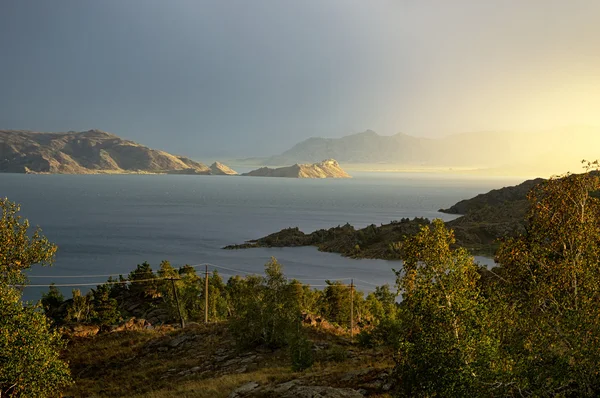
0, 129, 226, 175
263, 126, 600, 174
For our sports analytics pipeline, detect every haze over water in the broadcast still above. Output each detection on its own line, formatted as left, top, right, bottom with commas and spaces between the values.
1, 173, 519, 301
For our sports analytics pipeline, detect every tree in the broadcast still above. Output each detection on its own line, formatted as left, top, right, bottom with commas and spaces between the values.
66, 289, 93, 323
319, 280, 351, 327
0, 198, 71, 395
90, 283, 121, 326
228, 258, 303, 349
0, 198, 57, 285
41, 283, 66, 324
0, 284, 71, 397
495, 163, 600, 396
393, 219, 503, 397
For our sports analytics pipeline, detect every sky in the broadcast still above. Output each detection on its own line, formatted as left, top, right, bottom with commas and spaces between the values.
1, 1, 599, 158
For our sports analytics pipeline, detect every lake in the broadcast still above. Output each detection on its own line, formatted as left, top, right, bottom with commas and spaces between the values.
0, 172, 520, 301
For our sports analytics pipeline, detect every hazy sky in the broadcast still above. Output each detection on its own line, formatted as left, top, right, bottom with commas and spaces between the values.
1, 1, 599, 158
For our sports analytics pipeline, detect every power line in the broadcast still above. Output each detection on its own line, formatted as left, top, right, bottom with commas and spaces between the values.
14, 277, 169, 288
18, 261, 386, 289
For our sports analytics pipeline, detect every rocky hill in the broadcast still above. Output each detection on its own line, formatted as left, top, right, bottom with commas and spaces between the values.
210, 161, 238, 175
439, 177, 545, 215
0, 129, 232, 175
242, 159, 351, 178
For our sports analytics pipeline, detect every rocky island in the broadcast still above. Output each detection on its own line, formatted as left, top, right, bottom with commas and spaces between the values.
0, 129, 237, 175
242, 159, 351, 178
209, 161, 238, 175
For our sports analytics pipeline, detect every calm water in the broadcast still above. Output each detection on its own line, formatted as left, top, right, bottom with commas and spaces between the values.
0, 172, 519, 301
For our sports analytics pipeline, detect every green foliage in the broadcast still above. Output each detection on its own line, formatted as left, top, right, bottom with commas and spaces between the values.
90, 283, 121, 326
41, 283, 66, 324
0, 283, 72, 396
0, 198, 71, 396
364, 284, 397, 324
392, 219, 503, 397
289, 331, 314, 371
127, 261, 158, 298
66, 289, 93, 323
319, 280, 351, 327
494, 162, 600, 396
0, 198, 57, 285
228, 258, 304, 349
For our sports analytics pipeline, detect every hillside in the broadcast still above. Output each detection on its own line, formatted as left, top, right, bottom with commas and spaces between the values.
264, 126, 600, 174
0, 129, 214, 174
242, 159, 351, 178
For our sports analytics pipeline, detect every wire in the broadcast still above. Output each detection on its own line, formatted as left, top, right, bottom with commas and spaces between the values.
17, 261, 385, 289
27, 273, 124, 279
15, 277, 168, 288
204, 263, 256, 275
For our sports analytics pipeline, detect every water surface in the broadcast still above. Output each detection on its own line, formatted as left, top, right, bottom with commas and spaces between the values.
0, 172, 516, 300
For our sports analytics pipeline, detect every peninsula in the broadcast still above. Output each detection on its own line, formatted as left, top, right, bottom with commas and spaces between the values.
225, 176, 545, 257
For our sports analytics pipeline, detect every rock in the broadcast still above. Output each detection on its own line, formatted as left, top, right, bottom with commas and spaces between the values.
111, 317, 151, 332
341, 368, 374, 382
237, 380, 364, 398
222, 358, 242, 367
240, 355, 257, 364
62, 324, 100, 338
168, 334, 191, 348
229, 382, 259, 397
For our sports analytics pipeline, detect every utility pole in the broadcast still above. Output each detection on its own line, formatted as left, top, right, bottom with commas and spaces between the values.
205, 264, 209, 324
171, 278, 184, 329
350, 279, 354, 340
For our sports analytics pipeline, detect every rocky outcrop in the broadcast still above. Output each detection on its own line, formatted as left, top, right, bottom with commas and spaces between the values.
210, 161, 238, 175
0, 129, 211, 174
229, 380, 364, 398
242, 159, 351, 178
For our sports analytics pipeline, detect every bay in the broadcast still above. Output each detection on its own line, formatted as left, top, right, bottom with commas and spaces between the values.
0, 172, 519, 301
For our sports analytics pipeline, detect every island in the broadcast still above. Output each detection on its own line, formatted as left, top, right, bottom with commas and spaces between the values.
242, 159, 351, 178
209, 162, 238, 175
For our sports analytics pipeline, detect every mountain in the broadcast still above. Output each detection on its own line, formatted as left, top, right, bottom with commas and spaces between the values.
209, 162, 238, 175
265, 130, 431, 166
242, 159, 351, 178
265, 126, 600, 174
0, 129, 213, 174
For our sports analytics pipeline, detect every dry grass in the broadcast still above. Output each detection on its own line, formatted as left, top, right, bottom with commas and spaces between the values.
62, 322, 394, 397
